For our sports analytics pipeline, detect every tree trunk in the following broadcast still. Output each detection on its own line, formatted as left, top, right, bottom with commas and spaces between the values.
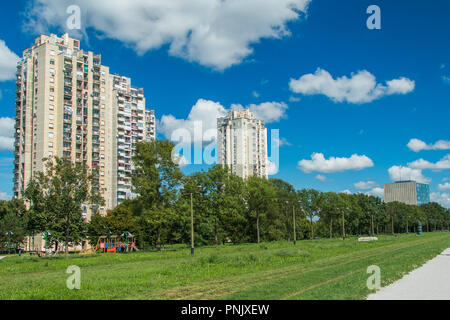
157, 226, 161, 251
371, 215, 374, 236
256, 213, 260, 244
391, 214, 394, 235
310, 216, 314, 240
65, 210, 70, 258
329, 217, 333, 238
406, 221, 408, 234
214, 216, 218, 246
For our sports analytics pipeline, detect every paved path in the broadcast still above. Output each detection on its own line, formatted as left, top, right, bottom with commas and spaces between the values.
367, 248, 450, 300
0, 256, 6, 260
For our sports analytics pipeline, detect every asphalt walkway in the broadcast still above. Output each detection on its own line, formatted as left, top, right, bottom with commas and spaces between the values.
367, 248, 450, 300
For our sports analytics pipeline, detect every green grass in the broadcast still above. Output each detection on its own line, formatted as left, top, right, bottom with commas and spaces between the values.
1, 232, 449, 300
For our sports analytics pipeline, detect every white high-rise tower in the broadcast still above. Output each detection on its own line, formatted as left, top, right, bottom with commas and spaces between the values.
217, 109, 268, 179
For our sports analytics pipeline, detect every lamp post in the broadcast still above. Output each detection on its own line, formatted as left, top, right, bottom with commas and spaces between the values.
181, 185, 202, 256
6, 231, 13, 256
293, 204, 297, 246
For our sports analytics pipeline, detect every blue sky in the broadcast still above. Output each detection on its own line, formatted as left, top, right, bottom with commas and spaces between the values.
0, 0, 449, 206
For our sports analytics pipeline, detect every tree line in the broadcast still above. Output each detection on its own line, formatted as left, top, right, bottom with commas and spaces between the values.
1, 140, 449, 252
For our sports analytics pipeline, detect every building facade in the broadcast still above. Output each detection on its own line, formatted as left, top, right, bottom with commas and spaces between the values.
384, 181, 430, 206
217, 109, 268, 179
13, 33, 155, 219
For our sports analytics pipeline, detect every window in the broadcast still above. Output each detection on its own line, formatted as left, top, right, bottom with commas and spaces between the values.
48, 142, 53, 147
49, 95, 54, 101
49, 124, 54, 129
50, 59, 55, 65
50, 50, 55, 56
49, 105, 54, 110
49, 114, 54, 120
48, 132, 54, 139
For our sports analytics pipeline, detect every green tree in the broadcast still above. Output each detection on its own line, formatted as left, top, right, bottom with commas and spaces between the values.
132, 140, 183, 250
23, 157, 103, 257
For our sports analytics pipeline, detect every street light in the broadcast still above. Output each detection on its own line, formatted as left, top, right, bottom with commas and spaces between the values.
181, 184, 202, 256
5, 231, 13, 256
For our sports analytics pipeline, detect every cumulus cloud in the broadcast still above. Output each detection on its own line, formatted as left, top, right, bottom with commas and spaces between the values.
408, 154, 450, 171
407, 138, 450, 152
0, 40, 20, 81
159, 99, 287, 143
273, 137, 291, 147
24, 0, 310, 70
289, 68, 415, 104
268, 161, 279, 176
159, 99, 227, 143
0, 117, 15, 151
298, 153, 374, 174
430, 192, 450, 208
315, 174, 327, 181
354, 181, 378, 190
388, 165, 430, 184
0, 191, 11, 201
340, 190, 352, 195
244, 102, 288, 123
438, 182, 450, 191
365, 187, 384, 198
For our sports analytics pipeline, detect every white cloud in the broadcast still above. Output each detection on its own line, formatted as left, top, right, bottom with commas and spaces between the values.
0, 117, 15, 151
298, 153, 374, 174
25, 0, 310, 70
408, 154, 450, 171
159, 99, 227, 143
354, 181, 378, 190
365, 187, 384, 198
430, 192, 450, 208
159, 99, 286, 143
0, 40, 20, 81
340, 190, 352, 195
407, 138, 450, 152
289, 95, 301, 102
315, 174, 327, 181
252, 91, 260, 98
388, 165, 430, 184
268, 161, 279, 176
438, 182, 450, 191
274, 137, 291, 147
289, 68, 415, 104
0, 191, 11, 201
247, 102, 288, 123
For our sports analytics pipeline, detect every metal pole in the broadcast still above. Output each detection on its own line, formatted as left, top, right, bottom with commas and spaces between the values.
7, 232, 11, 256
190, 192, 194, 255
293, 206, 296, 245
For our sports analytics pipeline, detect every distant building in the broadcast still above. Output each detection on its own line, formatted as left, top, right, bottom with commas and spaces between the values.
217, 109, 268, 179
384, 181, 430, 206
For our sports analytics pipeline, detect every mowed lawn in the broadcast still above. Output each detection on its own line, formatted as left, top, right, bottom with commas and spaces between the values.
1, 232, 449, 300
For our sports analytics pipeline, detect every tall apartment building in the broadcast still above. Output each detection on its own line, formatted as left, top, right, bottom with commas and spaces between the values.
384, 181, 430, 206
13, 33, 155, 219
112, 75, 156, 205
217, 109, 268, 179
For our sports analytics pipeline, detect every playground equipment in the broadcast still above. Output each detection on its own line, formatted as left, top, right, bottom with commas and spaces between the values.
95, 232, 139, 253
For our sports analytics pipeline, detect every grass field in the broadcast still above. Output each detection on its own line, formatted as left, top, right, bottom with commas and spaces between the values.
1, 232, 449, 300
